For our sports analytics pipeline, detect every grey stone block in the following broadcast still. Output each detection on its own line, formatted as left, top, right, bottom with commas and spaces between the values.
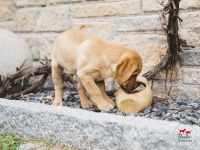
181, 68, 200, 85
0, 99, 200, 150
0, 99, 123, 150
113, 15, 161, 32
70, 0, 141, 18
142, 0, 164, 12
16, 6, 70, 32
152, 81, 200, 100
0, 0, 14, 21
180, 0, 200, 9
181, 50, 200, 66
0, 21, 16, 32
19, 143, 37, 150
180, 12, 200, 46
123, 118, 200, 150
47, 0, 80, 5
19, 33, 58, 60
14, 0, 46, 7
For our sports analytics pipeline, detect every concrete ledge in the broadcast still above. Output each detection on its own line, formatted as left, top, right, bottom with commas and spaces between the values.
0, 98, 199, 150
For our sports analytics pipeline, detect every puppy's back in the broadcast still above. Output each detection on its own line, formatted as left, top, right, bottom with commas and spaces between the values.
51, 25, 89, 74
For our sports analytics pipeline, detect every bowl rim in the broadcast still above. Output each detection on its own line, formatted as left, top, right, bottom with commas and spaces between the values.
121, 81, 146, 94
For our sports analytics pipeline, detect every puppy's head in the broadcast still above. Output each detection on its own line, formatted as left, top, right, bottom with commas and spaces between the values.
114, 51, 142, 91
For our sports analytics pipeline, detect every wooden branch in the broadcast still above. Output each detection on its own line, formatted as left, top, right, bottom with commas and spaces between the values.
0, 59, 75, 99
143, 0, 181, 80
0, 61, 50, 97
6, 73, 49, 99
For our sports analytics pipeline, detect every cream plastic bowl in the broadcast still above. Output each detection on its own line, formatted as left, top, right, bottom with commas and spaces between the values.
116, 76, 153, 113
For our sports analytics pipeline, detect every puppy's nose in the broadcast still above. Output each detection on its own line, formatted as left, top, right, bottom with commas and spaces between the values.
124, 85, 129, 89
123, 85, 131, 91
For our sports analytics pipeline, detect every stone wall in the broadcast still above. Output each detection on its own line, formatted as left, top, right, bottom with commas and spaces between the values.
0, 0, 200, 99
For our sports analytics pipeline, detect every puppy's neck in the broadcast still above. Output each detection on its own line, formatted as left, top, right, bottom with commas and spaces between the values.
106, 43, 131, 64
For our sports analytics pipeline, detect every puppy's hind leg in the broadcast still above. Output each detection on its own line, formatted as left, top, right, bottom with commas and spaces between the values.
52, 61, 63, 106
78, 81, 94, 109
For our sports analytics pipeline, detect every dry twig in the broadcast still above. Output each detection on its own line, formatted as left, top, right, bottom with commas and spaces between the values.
143, 0, 182, 80
0, 59, 74, 99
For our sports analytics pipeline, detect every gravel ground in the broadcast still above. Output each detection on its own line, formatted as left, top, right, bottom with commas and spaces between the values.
23, 78, 200, 126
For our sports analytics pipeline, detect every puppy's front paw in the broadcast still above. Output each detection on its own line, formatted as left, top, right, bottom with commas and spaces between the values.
81, 100, 94, 109
105, 98, 116, 107
97, 101, 114, 111
52, 100, 63, 106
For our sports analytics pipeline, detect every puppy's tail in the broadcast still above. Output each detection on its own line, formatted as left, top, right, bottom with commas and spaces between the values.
74, 24, 86, 31
78, 24, 86, 30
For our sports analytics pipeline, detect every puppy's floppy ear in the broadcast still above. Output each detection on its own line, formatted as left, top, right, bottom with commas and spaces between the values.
115, 56, 136, 84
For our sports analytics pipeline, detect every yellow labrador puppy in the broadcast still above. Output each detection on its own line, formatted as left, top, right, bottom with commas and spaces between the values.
51, 25, 142, 111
